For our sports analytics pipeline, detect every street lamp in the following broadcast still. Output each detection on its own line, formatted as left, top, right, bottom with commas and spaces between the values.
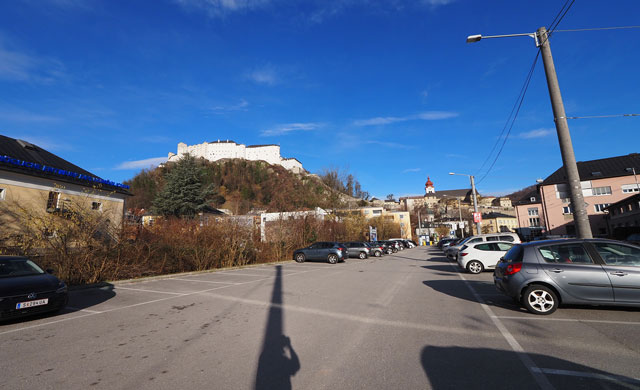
450, 172, 481, 235
466, 27, 592, 239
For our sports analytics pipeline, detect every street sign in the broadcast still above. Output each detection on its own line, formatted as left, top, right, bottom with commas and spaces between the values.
369, 226, 377, 242
473, 212, 482, 223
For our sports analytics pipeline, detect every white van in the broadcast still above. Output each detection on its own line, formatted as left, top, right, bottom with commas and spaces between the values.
445, 232, 520, 260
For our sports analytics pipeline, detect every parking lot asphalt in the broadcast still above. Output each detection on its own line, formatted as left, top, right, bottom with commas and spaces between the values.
1, 247, 639, 390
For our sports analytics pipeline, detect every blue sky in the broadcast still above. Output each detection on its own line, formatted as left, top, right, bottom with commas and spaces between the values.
1, 0, 639, 199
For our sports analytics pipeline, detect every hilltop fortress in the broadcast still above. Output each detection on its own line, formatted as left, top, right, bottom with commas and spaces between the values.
167, 140, 304, 173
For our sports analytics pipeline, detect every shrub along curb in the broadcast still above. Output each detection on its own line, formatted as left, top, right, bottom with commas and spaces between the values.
68, 259, 294, 291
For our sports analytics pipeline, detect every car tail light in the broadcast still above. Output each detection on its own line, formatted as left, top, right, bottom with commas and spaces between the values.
338, 247, 344, 252
504, 263, 522, 275
460, 253, 468, 257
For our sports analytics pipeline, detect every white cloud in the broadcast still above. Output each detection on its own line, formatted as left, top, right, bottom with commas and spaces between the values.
261, 122, 323, 136
245, 66, 278, 85
354, 111, 458, 126
365, 140, 414, 150
212, 99, 249, 112
402, 168, 421, 173
4, 134, 72, 151
173, 0, 271, 16
116, 157, 167, 170
0, 108, 61, 123
174, 0, 454, 20
518, 128, 553, 139
0, 35, 66, 83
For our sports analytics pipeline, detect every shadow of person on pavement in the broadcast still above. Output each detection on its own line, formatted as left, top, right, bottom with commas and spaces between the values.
254, 265, 300, 390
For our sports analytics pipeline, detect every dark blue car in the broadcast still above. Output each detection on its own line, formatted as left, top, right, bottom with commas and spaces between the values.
0, 256, 68, 321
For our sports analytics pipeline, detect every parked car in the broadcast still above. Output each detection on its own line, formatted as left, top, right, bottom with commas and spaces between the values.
438, 238, 457, 249
389, 238, 412, 249
457, 241, 515, 274
293, 242, 347, 264
0, 256, 68, 321
345, 242, 371, 259
384, 241, 400, 253
626, 233, 640, 247
494, 239, 640, 315
367, 242, 385, 257
446, 233, 521, 261
373, 241, 393, 255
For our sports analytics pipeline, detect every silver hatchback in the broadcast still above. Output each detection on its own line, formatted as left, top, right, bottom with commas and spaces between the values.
494, 239, 640, 315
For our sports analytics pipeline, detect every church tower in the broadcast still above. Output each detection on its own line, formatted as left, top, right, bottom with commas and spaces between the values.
425, 177, 435, 194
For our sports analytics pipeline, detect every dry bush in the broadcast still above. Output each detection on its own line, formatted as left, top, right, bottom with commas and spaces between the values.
1, 198, 371, 285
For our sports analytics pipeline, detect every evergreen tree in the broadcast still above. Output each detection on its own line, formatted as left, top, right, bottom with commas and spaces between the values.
152, 155, 213, 217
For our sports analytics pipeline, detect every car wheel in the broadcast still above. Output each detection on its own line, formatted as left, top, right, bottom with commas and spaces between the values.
466, 260, 484, 274
392, 248, 398, 253
522, 285, 558, 315
374, 251, 381, 257
295, 253, 305, 263
358, 252, 367, 259
328, 254, 338, 264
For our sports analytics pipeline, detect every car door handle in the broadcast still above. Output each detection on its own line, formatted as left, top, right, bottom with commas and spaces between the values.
550, 268, 564, 273
610, 271, 628, 276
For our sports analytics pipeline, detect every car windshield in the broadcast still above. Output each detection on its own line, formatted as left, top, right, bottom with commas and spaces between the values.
0, 258, 46, 278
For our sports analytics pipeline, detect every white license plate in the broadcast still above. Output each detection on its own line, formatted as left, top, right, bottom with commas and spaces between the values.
16, 299, 49, 309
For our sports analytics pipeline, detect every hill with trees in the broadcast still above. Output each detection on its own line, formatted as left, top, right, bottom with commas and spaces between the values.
125, 157, 369, 215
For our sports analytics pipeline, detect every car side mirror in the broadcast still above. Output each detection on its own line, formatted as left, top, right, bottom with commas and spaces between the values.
46, 268, 55, 274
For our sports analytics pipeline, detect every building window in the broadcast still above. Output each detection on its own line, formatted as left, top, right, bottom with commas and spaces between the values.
530, 197, 536, 202
527, 208, 539, 216
555, 184, 569, 199
400, 215, 404, 219
621, 184, 640, 193
46, 191, 60, 211
0, 188, 5, 201
594, 203, 610, 213
562, 205, 573, 214
529, 217, 540, 227
592, 186, 612, 196
92, 202, 102, 211
373, 210, 382, 215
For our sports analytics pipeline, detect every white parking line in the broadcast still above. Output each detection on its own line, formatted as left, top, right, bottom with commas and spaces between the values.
533, 367, 640, 386
215, 273, 272, 277
0, 267, 319, 336
170, 278, 238, 285
66, 306, 103, 314
494, 316, 640, 326
454, 265, 554, 390
115, 286, 189, 295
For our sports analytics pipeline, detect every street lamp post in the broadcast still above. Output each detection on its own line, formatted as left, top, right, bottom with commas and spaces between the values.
450, 172, 481, 234
466, 27, 593, 239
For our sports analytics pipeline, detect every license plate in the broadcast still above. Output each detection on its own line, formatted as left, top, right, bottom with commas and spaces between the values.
16, 299, 49, 309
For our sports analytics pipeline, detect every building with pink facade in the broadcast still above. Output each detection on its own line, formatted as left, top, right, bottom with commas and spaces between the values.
538, 153, 640, 237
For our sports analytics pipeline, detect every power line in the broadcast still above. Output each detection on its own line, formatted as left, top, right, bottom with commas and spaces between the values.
555, 25, 640, 33
476, 50, 541, 185
475, 0, 576, 177
475, 0, 576, 184
562, 113, 640, 120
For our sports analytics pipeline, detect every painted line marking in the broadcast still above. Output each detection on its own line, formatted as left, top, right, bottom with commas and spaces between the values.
452, 263, 554, 390
214, 272, 271, 277
533, 367, 640, 385
494, 316, 640, 326
170, 278, 239, 285
0, 267, 318, 336
66, 306, 103, 314
115, 286, 189, 295
201, 291, 503, 337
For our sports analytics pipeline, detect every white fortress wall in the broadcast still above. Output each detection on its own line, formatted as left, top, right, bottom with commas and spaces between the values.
168, 141, 303, 172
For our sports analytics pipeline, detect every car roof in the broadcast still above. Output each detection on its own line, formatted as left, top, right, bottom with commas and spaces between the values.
520, 238, 630, 248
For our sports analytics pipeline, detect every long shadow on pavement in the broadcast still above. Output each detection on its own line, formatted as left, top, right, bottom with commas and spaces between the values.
421, 345, 640, 389
254, 265, 300, 390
